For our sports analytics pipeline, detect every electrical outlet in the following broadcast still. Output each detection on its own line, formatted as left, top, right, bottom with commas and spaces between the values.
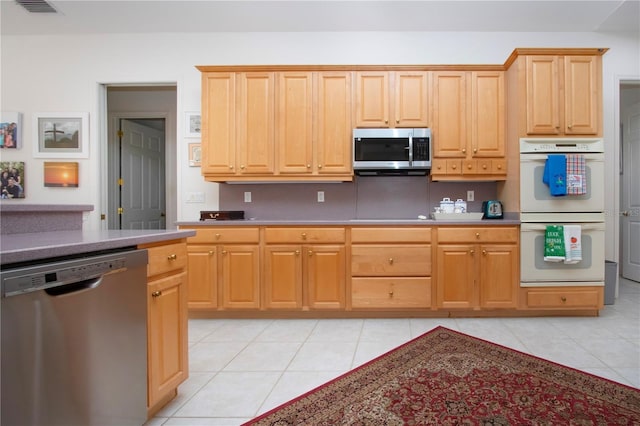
317, 191, 325, 203
467, 190, 475, 202
244, 191, 252, 203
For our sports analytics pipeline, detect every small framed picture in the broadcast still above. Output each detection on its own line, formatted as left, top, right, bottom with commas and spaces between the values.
44, 161, 79, 187
1, 112, 22, 149
189, 142, 201, 167
33, 112, 89, 158
185, 112, 201, 137
0, 161, 25, 199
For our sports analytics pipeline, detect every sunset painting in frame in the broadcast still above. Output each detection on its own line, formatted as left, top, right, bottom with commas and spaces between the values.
44, 162, 79, 187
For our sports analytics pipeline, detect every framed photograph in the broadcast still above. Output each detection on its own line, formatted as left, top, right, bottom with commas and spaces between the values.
44, 162, 79, 187
33, 112, 89, 158
188, 142, 201, 167
185, 112, 201, 137
0, 161, 25, 199
1, 112, 22, 149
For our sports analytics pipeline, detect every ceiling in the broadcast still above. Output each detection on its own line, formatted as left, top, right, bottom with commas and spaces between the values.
1, 0, 639, 35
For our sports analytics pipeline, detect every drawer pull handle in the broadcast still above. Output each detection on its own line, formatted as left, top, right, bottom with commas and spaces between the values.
561, 296, 567, 303
476, 232, 480, 238
389, 290, 394, 298
389, 258, 394, 265
215, 233, 221, 239
167, 254, 177, 260
301, 233, 307, 240
152, 291, 162, 298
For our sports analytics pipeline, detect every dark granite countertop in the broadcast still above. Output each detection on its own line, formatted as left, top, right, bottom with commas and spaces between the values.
0, 229, 196, 266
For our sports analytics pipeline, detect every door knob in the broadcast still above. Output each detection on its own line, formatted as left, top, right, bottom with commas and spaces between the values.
622, 211, 630, 216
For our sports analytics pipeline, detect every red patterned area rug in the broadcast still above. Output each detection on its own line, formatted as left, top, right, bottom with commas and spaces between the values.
244, 326, 640, 425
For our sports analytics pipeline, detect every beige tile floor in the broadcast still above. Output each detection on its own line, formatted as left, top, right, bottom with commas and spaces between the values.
146, 278, 640, 426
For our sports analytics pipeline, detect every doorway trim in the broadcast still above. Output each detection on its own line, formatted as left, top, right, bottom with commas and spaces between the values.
98, 83, 178, 231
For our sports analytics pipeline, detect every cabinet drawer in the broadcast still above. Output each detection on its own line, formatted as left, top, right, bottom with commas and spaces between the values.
352, 277, 431, 308
350, 227, 431, 243
437, 227, 518, 243
264, 227, 345, 243
185, 228, 260, 244
522, 287, 603, 309
145, 242, 187, 277
351, 245, 431, 276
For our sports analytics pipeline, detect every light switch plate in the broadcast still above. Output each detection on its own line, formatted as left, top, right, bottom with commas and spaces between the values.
317, 191, 325, 203
244, 192, 252, 203
467, 190, 475, 202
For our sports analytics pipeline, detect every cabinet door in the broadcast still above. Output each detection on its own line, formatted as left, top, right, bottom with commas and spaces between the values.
264, 245, 303, 309
316, 72, 353, 175
201, 72, 236, 174
186, 245, 217, 310
277, 72, 314, 174
237, 72, 275, 174
395, 72, 429, 127
355, 71, 390, 127
471, 71, 505, 157
147, 272, 188, 409
431, 71, 468, 157
525, 56, 561, 135
479, 245, 518, 309
306, 245, 346, 309
220, 245, 260, 309
564, 56, 599, 135
436, 245, 475, 309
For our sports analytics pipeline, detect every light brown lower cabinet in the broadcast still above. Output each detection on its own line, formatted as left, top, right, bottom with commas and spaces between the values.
436, 227, 519, 309
140, 240, 189, 417
519, 286, 603, 310
263, 227, 346, 310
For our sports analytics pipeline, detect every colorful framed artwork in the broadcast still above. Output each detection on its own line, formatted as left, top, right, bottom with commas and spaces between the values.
0, 161, 25, 199
185, 112, 201, 137
189, 142, 201, 167
0, 112, 22, 149
44, 162, 79, 187
33, 112, 89, 158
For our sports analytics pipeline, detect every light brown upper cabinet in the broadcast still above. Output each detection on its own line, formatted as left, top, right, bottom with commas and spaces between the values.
200, 72, 275, 177
199, 69, 352, 182
430, 71, 506, 180
355, 71, 429, 128
525, 55, 601, 136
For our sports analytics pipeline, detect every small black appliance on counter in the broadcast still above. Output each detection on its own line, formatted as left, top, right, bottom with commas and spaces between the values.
200, 211, 245, 221
482, 201, 503, 219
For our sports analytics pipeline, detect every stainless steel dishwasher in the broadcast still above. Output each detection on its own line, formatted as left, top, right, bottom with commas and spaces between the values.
1, 248, 148, 426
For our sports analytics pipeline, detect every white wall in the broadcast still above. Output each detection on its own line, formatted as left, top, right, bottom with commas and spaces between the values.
1, 31, 638, 260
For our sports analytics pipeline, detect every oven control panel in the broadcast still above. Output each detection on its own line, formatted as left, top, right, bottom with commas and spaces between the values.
519, 138, 604, 154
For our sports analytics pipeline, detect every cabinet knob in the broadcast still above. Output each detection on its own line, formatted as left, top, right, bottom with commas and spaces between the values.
208, 250, 214, 256
467, 164, 472, 169
229, 165, 234, 170
167, 254, 177, 260
388, 290, 394, 298
437, 165, 442, 170
462, 148, 466, 153
452, 164, 457, 170
301, 232, 307, 240
476, 232, 480, 238
385, 119, 388, 124
295, 250, 300, 255
482, 164, 487, 169
473, 148, 477, 153
388, 258, 394, 265
470, 249, 475, 255
497, 164, 502, 170
308, 250, 313, 256
396, 119, 399, 124
222, 250, 227, 255
561, 296, 567, 303
240, 165, 245, 170
567, 124, 573, 129
215, 233, 221, 239
151, 290, 162, 298
482, 250, 487, 255
307, 164, 311, 168
318, 164, 322, 169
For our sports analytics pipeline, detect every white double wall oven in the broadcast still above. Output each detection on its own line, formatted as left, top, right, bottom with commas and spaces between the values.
519, 138, 605, 287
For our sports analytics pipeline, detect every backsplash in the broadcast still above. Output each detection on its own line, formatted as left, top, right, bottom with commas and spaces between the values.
219, 177, 497, 220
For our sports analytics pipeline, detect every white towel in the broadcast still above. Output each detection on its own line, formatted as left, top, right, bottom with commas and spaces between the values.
563, 225, 582, 264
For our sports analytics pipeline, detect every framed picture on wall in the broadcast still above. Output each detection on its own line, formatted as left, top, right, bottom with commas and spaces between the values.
188, 142, 201, 167
1, 112, 22, 149
33, 112, 89, 158
44, 161, 79, 187
185, 112, 201, 137
0, 161, 25, 199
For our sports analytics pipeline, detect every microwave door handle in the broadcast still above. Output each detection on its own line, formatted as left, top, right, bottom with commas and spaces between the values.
408, 136, 413, 164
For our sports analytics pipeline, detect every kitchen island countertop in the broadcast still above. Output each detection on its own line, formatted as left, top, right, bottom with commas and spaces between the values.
0, 229, 196, 266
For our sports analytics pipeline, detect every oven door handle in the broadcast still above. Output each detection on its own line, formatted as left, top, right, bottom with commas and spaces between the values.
520, 153, 604, 161
521, 223, 605, 231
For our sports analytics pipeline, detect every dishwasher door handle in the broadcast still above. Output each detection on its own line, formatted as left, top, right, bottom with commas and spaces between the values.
45, 276, 103, 296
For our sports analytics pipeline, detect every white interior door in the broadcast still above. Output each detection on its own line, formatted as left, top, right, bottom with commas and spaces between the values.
621, 101, 640, 282
120, 119, 166, 229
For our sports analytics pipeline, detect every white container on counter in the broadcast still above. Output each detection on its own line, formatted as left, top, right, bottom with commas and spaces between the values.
439, 198, 454, 213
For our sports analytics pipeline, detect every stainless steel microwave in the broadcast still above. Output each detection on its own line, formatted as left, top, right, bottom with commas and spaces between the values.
353, 128, 431, 175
